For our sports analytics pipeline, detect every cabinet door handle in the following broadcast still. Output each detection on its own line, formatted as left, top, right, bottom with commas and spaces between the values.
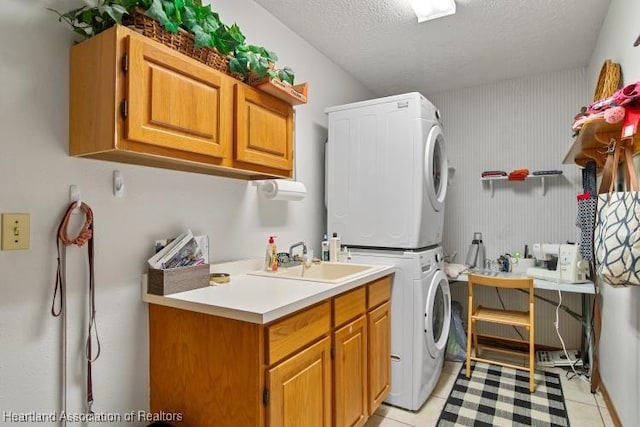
121, 54, 129, 73
120, 99, 128, 119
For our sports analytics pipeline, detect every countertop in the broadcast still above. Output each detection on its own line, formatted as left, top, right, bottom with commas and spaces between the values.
142, 258, 394, 324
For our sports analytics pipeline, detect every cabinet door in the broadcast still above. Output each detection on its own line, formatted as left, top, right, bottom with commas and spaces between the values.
235, 84, 293, 172
368, 302, 391, 415
334, 315, 368, 427
267, 336, 331, 427
126, 35, 232, 158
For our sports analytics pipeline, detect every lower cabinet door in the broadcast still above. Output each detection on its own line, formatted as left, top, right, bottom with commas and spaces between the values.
267, 336, 331, 427
334, 315, 368, 427
368, 302, 391, 415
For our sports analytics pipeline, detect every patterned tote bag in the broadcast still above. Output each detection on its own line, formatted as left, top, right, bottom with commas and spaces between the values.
594, 143, 640, 287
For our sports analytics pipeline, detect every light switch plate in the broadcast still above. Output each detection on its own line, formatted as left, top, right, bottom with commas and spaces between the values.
1, 213, 30, 250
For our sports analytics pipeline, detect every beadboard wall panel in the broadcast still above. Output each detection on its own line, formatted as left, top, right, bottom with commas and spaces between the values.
431, 68, 590, 348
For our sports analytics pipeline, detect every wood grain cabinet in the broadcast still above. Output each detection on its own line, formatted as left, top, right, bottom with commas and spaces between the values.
367, 301, 391, 414
267, 337, 332, 427
70, 25, 293, 179
235, 85, 294, 175
333, 288, 368, 427
148, 275, 391, 427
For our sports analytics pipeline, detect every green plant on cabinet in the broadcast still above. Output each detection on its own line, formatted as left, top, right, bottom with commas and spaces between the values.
49, 0, 295, 84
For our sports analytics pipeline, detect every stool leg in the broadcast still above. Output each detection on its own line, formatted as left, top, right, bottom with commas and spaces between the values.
466, 295, 472, 378
473, 322, 479, 357
529, 304, 535, 392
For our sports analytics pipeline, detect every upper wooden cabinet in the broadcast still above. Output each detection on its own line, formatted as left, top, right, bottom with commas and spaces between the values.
126, 34, 231, 159
70, 25, 293, 179
235, 85, 294, 173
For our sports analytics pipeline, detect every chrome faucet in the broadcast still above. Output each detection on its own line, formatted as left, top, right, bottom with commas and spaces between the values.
289, 241, 311, 277
289, 241, 307, 261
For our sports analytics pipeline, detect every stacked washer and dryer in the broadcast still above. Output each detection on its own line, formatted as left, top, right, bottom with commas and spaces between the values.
326, 92, 452, 411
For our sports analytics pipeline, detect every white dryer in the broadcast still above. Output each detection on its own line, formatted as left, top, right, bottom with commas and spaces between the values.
326, 92, 448, 249
348, 247, 451, 411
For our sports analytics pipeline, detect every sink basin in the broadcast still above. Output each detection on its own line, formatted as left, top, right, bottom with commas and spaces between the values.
248, 262, 382, 284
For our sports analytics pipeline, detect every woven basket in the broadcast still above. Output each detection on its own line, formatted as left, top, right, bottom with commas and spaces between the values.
124, 8, 244, 81
593, 59, 621, 101
246, 74, 269, 86
245, 62, 276, 86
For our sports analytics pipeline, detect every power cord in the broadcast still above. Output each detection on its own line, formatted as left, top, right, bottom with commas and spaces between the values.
554, 288, 590, 383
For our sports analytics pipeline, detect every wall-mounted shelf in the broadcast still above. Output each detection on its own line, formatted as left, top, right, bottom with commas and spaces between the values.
563, 117, 638, 170
481, 174, 561, 197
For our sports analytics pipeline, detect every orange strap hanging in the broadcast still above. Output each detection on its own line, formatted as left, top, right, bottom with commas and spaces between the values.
51, 202, 100, 414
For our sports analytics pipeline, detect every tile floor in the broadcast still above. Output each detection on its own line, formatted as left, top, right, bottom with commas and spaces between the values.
365, 361, 615, 427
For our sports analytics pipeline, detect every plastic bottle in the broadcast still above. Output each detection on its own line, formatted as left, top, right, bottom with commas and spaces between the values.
329, 232, 340, 262
264, 236, 277, 271
321, 234, 329, 261
339, 246, 350, 263
476, 233, 486, 270
465, 239, 479, 267
465, 232, 485, 268
271, 240, 278, 271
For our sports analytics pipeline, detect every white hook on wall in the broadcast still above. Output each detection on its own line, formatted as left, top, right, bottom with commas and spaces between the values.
69, 185, 81, 214
113, 170, 124, 197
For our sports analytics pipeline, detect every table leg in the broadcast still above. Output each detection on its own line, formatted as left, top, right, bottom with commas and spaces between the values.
582, 293, 592, 377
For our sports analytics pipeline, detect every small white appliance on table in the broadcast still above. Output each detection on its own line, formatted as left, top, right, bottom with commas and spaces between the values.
526, 243, 590, 283
326, 92, 451, 411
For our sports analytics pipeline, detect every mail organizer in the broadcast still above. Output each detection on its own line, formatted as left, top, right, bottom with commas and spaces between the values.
148, 264, 210, 295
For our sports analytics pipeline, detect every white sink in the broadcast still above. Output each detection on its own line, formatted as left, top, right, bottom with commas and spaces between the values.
247, 262, 383, 284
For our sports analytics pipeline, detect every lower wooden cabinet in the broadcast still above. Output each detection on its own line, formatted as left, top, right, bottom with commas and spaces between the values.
148, 275, 391, 427
367, 301, 391, 414
267, 337, 332, 427
333, 315, 368, 427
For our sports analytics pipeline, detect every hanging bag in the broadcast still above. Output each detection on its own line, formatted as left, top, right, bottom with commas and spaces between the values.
594, 142, 640, 286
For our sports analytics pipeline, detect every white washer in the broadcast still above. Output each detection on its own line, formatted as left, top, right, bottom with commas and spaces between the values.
349, 247, 451, 411
326, 92, 448, 249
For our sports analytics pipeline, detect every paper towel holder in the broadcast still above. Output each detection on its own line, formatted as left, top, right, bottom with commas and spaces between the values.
253, 179, 307, 201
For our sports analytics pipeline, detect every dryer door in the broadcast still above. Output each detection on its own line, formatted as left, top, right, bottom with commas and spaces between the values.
424, 125, 448, 212
424, 269, 451, 359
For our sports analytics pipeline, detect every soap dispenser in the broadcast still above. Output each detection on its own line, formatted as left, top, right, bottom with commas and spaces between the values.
321, 234, 329, 261
264, 236, 277, 271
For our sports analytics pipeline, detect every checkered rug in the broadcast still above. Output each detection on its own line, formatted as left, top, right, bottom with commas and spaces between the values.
437, 361, 570, 427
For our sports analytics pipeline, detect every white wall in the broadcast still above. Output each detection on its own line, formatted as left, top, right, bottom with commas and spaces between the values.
587, 0, 640, 425
0, 0, 372, 424
430, 69, 589, 348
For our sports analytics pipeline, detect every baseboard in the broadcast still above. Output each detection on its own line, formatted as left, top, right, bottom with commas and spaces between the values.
598, 379, 622, 427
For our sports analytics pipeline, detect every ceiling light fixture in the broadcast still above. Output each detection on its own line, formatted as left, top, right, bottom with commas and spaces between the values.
408, 0, 456, 23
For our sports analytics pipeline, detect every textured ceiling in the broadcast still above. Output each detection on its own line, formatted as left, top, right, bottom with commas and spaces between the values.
253, 0, 611, 97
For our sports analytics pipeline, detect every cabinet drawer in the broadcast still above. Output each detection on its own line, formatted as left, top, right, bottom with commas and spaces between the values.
266, 301, 330, 365
333, 287, 366, 328
367, 276, 392, 309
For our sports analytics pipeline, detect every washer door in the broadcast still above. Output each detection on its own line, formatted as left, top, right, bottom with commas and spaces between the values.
424, 269, 451, 359
424, 125, 448, 212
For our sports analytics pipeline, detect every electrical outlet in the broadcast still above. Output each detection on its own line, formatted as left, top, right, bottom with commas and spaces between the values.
1, 213, 30, 250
